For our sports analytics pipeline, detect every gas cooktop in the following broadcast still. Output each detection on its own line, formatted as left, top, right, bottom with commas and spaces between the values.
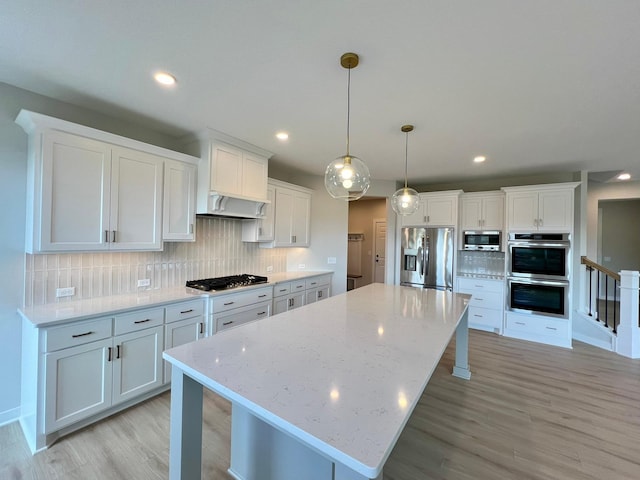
186, 274, 268, 292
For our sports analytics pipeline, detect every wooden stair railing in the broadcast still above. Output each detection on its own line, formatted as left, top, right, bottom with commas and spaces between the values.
581, 256, 620, 333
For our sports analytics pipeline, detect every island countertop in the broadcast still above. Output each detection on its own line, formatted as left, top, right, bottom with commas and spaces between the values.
164, 283, 471, 479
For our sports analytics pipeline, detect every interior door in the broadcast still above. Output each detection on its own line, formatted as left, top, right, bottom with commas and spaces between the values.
373, 219, 386, 283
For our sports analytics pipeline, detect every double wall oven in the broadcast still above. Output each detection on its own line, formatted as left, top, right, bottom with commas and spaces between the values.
506, 233, 571, 319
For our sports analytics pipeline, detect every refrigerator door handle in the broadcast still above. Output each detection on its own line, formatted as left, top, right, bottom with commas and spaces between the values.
423, 236, 430, 279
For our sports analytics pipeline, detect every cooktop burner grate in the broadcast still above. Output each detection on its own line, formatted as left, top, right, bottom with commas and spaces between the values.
186, 274, 268, 292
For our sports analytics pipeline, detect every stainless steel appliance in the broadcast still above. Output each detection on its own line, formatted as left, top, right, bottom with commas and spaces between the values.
507, 233, 570, 280
463, 230, 502, 251
400, 227, 454, 290
507, 277, 570, 319
186, 274, 268, 291
506, 232, 571, 318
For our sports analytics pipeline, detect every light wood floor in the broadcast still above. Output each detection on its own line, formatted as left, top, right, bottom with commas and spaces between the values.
2, 330, 640, 479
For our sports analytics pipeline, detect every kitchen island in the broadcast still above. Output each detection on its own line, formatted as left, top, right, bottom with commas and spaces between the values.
163, 283, 471, 480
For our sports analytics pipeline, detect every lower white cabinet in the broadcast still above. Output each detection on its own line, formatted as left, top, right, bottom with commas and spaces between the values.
456, 277, 504, 333
504, 311, 571, 348
163, 299, 205, 383
273, 274, 332, 315
305, 275, 332, 305
209, 286, 273, 333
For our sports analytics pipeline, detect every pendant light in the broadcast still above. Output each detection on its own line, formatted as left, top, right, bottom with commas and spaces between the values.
391, 125, 421, 215
324, 52, 371, 201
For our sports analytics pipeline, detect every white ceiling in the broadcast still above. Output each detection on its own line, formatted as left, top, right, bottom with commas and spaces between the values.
2, 1, 639, 185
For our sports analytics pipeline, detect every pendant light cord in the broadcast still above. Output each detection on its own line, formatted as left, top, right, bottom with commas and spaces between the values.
404, 131, 409, 189
346, 66, 351, 157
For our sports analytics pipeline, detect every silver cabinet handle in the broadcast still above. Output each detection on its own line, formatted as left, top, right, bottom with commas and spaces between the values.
257, 311, 267, 316
473, 314, 483, 318
107, 347, 112, 362
112, 230, 116, 242
199, 322, 204, 334
223, 321, 233, 326
515, 321, 526, 325
224, 301, 235, 306
134, 318, 151, 324
545, 326, 557, 331
116, 345, 121, 359
258, 294, 267, 298
105, 230, 109, 243
180, 309, 194, 314
189, 223, 194, 234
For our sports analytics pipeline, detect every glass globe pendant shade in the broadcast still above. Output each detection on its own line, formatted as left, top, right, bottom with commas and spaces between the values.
324, 154, 371, 201
392, 187, 421, 215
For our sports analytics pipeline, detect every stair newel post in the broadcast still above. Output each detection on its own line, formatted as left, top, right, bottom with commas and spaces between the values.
616, 270, 640, 359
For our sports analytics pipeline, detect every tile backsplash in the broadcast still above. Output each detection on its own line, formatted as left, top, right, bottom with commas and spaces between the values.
24, 216, 287, 307
457, 250, 506, 276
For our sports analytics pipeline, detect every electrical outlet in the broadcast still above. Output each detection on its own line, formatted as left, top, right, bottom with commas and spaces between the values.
56, 287, 75, 298
298, 264, 306, 270
137, 279, 151, 287
327, 257, 337, 265
266, 265, 273, 272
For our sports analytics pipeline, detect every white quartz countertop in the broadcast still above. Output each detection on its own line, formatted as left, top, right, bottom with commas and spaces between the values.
164, 283, 470, 478
18, 271, 334, 327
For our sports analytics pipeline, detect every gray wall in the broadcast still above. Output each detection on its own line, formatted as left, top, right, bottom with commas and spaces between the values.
600, 199, 640, 271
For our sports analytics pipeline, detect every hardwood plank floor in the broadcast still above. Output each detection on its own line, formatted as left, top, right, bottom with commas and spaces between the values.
2, 330, 639, 479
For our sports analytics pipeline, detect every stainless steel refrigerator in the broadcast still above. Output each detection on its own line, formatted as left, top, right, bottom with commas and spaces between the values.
400, 227, 454, 290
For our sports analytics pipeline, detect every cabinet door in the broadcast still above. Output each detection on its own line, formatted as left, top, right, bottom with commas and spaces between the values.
242, 153, 268, 200
425, 196, 457, 226
258, 185, 276, 241
164, 317, 204, 383
110, 147, 163, 250
506, 191, 538, 230
305, 288, 318, 305
44, 338, 113, 433
274, 188, 295, 246
289, 291, 306, 310
40, 131, 111, 251
291, 191, 311, 246
538, 189, 573, 231
273, 296, 290, 315
481, 195, 504, 230
399, 201, 425, 226
317, 286, 330, 301
163, 159, 196, 241
211, 143, 242, 195
112, 326, 164, 404
460, 197, 483, 230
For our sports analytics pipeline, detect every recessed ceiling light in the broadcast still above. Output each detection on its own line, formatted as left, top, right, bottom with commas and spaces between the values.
617, 173, 631, 180
276, 132, 289, 141
154, 71, 176, 86
473, 156, 486, 163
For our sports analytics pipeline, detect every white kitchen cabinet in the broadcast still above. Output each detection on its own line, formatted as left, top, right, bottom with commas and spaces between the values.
272, 279, 307, 315
263, 178, 312, 248
304, 275, 332, 305
16, 110, 199, 253
163, 299, 205, 383
504, 311, 571, 348
460, 192, 504, 231
400, 190, 462, 227
242, 184, 275, 242
163, 159, 197, 241
209, 286, 273, 334
456, 277, 504, 334
503, 183, 579, 232
184, 129, 273, 216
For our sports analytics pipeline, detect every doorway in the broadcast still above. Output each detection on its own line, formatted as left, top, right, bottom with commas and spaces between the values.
347, 198, 388, 289
373, 218, 386, 283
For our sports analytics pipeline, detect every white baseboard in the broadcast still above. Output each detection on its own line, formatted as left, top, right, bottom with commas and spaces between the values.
0, 407, 20, 427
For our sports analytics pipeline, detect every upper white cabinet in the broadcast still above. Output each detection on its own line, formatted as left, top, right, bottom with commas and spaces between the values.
460, 191, 504, 231
183, 129, 273, 217
16, 110, 200, 253
503, 183, 579, 232
163, 159, 197, 241
263, 178, 312, 248
242, 184, 275, 242
400, 190, 462, 227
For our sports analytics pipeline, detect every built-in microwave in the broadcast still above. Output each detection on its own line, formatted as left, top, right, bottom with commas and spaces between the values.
463, 231, 502, 251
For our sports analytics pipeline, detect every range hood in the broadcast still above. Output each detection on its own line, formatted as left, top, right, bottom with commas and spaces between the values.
198, 191, 269, 219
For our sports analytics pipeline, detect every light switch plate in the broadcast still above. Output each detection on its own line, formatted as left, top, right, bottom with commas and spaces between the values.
298, 264, 306, 270
266, 265, 273, 272
327, 257, 337, 264
137, 279, 151, 287
56, 287, 75, 298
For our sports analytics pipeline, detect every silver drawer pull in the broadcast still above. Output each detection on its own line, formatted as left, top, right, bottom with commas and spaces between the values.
224, 301, 235, 306
134, 318, 151, 324
545, 326, 558, 331
476, 298, 484, 301
257, 311, 267, 316
223, 321, 233, 326
199, 322, 204, 334
258, 294, 267, 298
515, 321, 526, 325
310, 282, 317, 286
279, 288, 287, 292
72, 331, 94, 338
296, 285, 303, 289
474, 285, 484, 288
180, 309, 194, 314
473, 314, 483, 318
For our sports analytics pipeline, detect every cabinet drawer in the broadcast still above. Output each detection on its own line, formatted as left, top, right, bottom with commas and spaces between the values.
468, 306, 503, 329
114, 308, 164, 336
273, 283, 291, 297
457, 277, 504, 294
215, 301, 271, 332
212, 286, 273, 313
45, 317, 112, 352
165, 299, 204, 323
305, 275, 330, 290
505, 314, 568, 337
468, 291, 503, 309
